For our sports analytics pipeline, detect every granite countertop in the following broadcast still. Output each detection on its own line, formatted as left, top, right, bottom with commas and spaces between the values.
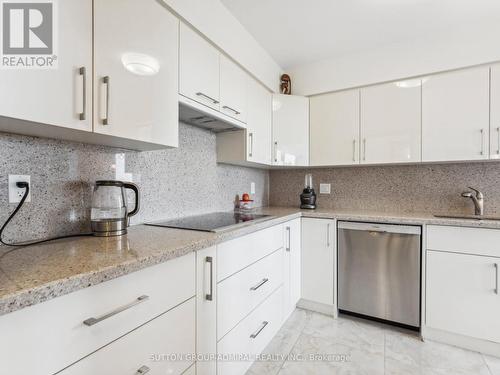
2, 206, 500, 317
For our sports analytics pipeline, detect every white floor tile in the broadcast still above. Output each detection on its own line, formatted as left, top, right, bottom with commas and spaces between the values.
244, 309, 498, 375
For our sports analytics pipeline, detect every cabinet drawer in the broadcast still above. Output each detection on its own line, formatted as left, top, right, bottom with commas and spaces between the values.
60, 298, 195, 375
217, 224, 283, 281
217, 286, 283, 375
0, 253, 195, 375
217, 249, 283, 339
427, 225, 500, 257
426, 251, 500, 343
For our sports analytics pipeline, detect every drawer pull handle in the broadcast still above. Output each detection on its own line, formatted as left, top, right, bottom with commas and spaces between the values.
196, 91, 219, 104
495, 263, 499, 295
83, 295, 149, 326
78, 67, 86, 120
222, 105, 241, 115
250, 321, 269, 339
286, 226, 291, 252
250, 278, 269, 291
136, 365, 150, 375
206, 256, 214, 301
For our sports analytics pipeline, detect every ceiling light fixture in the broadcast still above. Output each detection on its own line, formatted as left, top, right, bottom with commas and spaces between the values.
121, 53, 160, 76
395, 77, 428, 88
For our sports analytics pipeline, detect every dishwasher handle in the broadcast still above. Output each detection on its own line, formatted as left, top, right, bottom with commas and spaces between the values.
338, 221, 421, 235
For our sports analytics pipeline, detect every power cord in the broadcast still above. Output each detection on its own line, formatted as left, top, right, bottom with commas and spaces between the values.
0, 181, 93, 247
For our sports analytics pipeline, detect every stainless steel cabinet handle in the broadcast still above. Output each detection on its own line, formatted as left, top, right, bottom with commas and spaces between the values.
206, 256, 214, 301
480, 129, 485, 155
327, 223, 331, 247
136, 365, 150, 375
78, 67, 86, 120
250, 278, 269, 291
362, 139, 367, 161
274, 141, 278, 163
497, 127, 500, 155
250, 321, 269, 339
102, 76, 110, 125
83, 295, 149, 326
352, 139, 356, 162
196, 91, 219, 104
286, 226, 291, 251
495, 263, 499, 295
249, 132, 253, 158
222, 105, 241, 115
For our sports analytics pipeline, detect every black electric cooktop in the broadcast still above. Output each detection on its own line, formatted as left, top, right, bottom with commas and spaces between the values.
146, 212, 272, 232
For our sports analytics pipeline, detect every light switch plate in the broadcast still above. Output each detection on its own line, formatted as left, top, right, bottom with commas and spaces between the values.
319, 183, 331, 194
250, 182, 256, 194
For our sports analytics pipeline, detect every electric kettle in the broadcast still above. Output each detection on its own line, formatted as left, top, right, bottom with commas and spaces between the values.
90, 180, 140, 237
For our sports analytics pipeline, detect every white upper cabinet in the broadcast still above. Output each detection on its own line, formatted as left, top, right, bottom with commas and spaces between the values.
360, 81, 421, 164
422, 67, 490, 162
0, 0, 92, 132
220, 55, 247, 123
93, 0, 179, 147
272, 94, 309, 166
490, 64, 500, 159
179, 23, 220, 111
310, 90, 360, 166
246, 78, 272, 164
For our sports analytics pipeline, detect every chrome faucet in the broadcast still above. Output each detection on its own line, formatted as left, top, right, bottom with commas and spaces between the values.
461, 187, 484, 216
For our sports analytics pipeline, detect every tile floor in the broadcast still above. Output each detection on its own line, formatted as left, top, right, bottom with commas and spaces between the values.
246, 309, 500, 375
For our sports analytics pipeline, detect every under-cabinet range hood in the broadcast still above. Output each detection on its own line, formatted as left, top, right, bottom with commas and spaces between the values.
179, 94, 246, 132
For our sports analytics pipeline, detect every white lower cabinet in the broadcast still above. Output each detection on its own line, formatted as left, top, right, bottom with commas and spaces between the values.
217, 248, 284, 339
0, 253, 195, 375
283, 218, 302, 319
217, 286, 284, 375
301, 218, 336, 309
196, 246, 217, 375
426, 250, 500, 344
60, 298, 195, 375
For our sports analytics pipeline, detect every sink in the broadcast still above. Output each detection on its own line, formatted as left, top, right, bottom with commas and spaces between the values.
434, 214, 500, 221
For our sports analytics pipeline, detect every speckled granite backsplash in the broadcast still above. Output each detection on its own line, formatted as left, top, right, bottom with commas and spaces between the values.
270, 163, 500, 215
0, 123, 268, 243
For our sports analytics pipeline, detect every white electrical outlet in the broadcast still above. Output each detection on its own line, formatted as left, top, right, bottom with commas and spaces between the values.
250, 182, 256, 194
319, 183, 331, 194
8, 175, 31, 203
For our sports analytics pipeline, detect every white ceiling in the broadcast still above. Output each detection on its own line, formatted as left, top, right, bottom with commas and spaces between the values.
220, 0, 500, 69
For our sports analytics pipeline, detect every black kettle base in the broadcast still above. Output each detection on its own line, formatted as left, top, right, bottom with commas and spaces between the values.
300, 204, 317, 210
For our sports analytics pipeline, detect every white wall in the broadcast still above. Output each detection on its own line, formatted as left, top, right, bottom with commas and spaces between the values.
161, 0, 282, 92
288, 24, 500, 96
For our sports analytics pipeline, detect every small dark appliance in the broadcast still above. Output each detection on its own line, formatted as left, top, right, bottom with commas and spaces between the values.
300, 173, 317, 209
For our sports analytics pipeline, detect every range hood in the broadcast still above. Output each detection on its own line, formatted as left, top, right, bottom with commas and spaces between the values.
179, 94, 246, 132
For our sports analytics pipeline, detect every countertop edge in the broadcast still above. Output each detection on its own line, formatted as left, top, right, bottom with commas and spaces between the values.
3, 208, 500, 316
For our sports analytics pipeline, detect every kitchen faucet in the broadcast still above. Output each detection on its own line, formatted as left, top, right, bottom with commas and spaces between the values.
461, 187, 484, 216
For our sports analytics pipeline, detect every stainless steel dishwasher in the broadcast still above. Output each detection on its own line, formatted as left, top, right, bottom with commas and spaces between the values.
338, 221, 421, 328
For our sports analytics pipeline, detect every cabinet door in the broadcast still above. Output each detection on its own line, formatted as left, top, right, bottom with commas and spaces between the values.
0, 0, 92, 131
301, 218, 335, 306
246, 78, 272, 164
491, 64, 500, 159
220, 55, 247, 123
196, 247, 217, 375
93, 0, 178, 147
272, 94, 309, 166
422, 67, 490, 162
283, 219, 302, 320
426, 251, 500, 343
310, 90, 360, 166
361, 81, 421, 164
179, 23, 220, 110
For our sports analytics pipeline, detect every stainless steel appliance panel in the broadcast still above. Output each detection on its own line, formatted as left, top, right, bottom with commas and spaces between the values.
338, 221, 421, 327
